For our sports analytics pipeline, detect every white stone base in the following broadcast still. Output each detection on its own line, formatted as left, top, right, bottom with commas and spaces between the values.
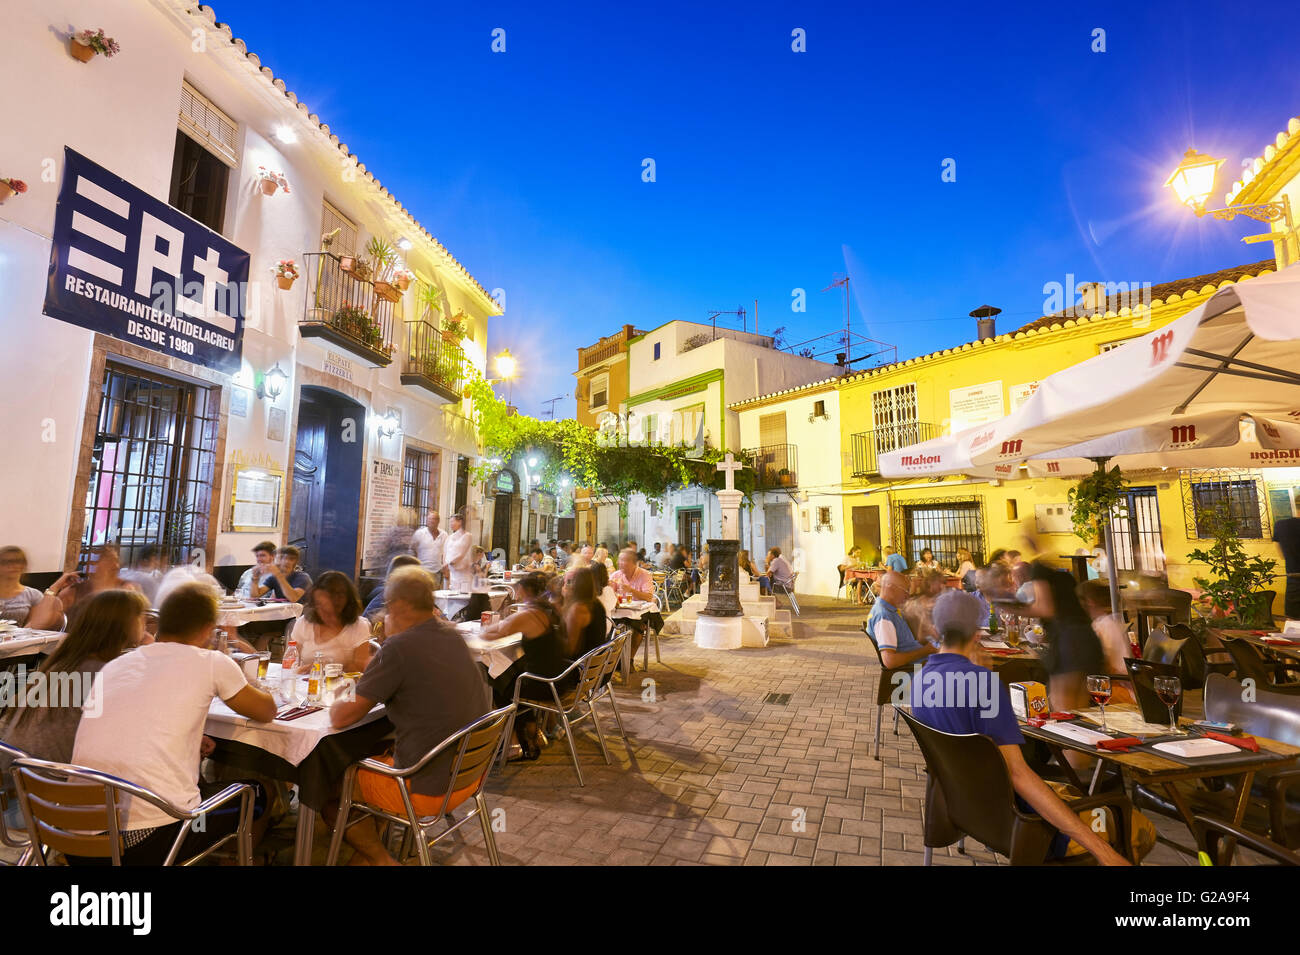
694, 615, 744, 650
741, 615, 769, 647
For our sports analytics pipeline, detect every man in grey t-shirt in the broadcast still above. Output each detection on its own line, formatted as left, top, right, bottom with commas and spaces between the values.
330, 566, 490, 865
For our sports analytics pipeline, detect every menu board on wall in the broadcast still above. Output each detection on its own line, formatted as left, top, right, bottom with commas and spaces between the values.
949, 381, 1005, 433
1010, 381, 1039, 411
228, 452, 284, 532
363, 458, 403, 568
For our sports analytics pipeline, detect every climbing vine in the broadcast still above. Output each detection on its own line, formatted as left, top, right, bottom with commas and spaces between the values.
464, 374, 755, 503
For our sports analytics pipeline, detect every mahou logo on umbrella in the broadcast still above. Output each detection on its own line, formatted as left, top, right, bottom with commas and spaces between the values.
1169, 424, 1198, 447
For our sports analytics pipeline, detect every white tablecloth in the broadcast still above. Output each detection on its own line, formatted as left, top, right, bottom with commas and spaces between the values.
611, 601, 654, 620
216, 601, 303, 628
456, 622, 523, 678
0, 628, 65, 660
204, 664, 385, 766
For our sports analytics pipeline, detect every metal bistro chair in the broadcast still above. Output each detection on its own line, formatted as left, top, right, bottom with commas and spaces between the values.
326, 704, 515, 867
487, 585, 515, 613
896, 706, 1134, 866
772, 572, 801, 616
0, 742, 33, 865
498, 632, 630, 786
11, 755, 255, 866
1221, 638, 1300, 695
860, 621, 906, 760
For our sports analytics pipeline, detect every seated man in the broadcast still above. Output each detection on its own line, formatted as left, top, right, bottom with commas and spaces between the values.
523, 547, 547, 571
757, 547, 794, 596
610, 547, 661, 661
70, 582, 277, 865
865, 571, 937, 670
330, 567, 491, 865
910, 590, 1131, 865
235, 540, 278, 599
255, 545, 311, 603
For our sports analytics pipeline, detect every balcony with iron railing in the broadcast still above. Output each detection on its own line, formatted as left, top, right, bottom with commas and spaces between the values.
745, 443, 798, 489
851, 423, 940, 478
401, 319, 466, 403
298, 252, 397, 367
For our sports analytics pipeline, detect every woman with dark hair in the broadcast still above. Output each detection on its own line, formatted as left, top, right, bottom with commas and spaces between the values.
914, 548, 941, 572
590, 560, 616, 616
1, 589, 149, 768
289, 571, 371, 672
480, 573, 570, 760
563, 567, 608, 658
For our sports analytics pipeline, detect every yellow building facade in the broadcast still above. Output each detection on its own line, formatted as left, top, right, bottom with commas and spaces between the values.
837, 259, 1298, 607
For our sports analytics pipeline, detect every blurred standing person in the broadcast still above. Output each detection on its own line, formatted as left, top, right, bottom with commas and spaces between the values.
60, 544, 140, 620
444, 510, 474, 591
119, 544, 165, 605
903, 567, 946, 644
1021, 557, 1106, 712
410, 509, 447, 588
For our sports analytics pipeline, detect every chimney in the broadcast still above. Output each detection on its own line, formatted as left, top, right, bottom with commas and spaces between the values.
970, 304, 1001, 341
1076, 282, 1104, 315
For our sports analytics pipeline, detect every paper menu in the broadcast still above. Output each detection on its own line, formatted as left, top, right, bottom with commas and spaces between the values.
1036, 722, 1112, 746
1153, 738, 1239, 758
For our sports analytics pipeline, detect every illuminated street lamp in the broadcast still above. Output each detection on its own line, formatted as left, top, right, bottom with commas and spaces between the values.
1165, 148, 1298, 265
495, 348, 517, 405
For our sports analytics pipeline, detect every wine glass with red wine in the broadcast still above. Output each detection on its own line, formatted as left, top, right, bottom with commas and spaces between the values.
1087, 674, 1112, 733
1154, 675, 1183, 735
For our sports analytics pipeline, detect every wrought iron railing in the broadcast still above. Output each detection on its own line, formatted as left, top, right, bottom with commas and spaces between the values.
298, 252, 396, 366
400, 319, 466, 402
851, 423, 939, 477
745, 443, 798, 489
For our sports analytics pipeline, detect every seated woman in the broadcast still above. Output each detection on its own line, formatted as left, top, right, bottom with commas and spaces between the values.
0, 546, 66, 630
563, 567, 609, 658
913, 548, 943, 574
289, 572, 372, 673
838, 545, 864, 601
591, 561, 617, 617
955, 547, 977, 588
1, 589, 149, 769
737, 549, 761, 582
480, 573, 571, 760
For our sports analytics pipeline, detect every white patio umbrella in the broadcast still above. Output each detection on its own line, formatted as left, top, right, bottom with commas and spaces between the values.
878, 262, 1300, 610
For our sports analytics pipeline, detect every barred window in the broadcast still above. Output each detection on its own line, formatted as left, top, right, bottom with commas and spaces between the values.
1190, 478, 1264, 539
402, 446, 439, 515
901, 500, 983, 569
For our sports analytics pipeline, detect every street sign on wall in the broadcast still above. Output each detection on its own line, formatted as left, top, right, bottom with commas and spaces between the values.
43, 147, 248, 373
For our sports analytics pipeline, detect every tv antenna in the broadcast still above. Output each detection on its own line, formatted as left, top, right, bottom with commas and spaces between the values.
541, 394, 569, 419
706, 307, 747, 339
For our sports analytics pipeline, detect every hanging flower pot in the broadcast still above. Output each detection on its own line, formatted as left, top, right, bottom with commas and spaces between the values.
373, 280, 399, 303
259, 178, 278, 196
256, 166, 290, 197
339, 255, 356, 274
272, 259, 299, 290
395, 274, 411, 291
69, 30, 118, 62
69, 39, 96, 62
277, 275, 296, 290
0, 178, 26, 204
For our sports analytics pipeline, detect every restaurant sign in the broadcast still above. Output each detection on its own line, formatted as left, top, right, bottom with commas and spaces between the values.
43, 147, 248, 373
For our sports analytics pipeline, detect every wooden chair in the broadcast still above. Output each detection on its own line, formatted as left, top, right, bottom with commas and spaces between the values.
326, 704, 515, 866
497, 636, 626, 786
10, 756, 254, 866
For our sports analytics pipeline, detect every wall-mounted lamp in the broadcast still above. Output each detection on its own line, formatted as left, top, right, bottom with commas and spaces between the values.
378, 409, 401, 438
396, 236, 413, 251
257, 362, 287, 401
273, 125, 297, 145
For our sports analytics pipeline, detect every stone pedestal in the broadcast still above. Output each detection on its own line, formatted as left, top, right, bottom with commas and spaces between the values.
695, 615, 743, 650
717, 489, 744, 542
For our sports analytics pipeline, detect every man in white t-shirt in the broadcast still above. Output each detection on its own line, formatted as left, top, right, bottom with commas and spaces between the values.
410, 509, 448, 587
71, 582, 276, 864
443, 511, 474, 592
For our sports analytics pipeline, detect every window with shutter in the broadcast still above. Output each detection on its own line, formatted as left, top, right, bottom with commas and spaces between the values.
320, 201, 360, 258
177, 81, 239, 167
759, 412, 787, 448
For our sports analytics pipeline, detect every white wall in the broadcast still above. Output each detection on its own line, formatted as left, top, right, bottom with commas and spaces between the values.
0, 0, 498, 572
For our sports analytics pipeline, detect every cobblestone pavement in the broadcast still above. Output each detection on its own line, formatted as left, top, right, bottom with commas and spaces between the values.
412, 596, 1209, 867
0, 596, 1227, 866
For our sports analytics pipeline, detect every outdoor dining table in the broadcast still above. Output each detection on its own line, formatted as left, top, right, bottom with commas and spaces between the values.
1213, 628, 1300, 663
0, 627, 64, 661
611, 599, 656, 671
1017, 703, 1300, 853
455, 621, 523, 677
204, 664, 391, 866
845, 567, 883, 604
215, 599, 304, 629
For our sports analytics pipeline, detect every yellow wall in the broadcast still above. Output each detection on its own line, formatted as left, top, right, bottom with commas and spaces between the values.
837, 274, 1296, 610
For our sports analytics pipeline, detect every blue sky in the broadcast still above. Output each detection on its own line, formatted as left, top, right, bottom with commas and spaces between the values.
212, 0, 1300, 416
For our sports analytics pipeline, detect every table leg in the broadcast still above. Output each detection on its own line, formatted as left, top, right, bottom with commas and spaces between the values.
1088, 757, 1107, 795
1217, 771, 1256, 865
1160, 780, 1199, 851
622, 633, 633, 677
294, 803, 316, 866
1046, 744, 1087, 791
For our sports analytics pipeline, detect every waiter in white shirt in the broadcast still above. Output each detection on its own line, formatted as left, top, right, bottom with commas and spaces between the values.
411, 509, 448, 588
444, 510, 474, 592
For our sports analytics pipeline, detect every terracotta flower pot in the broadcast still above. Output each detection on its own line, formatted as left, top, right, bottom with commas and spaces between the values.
395, 275, 410, 291
339, 255, 356, 274
276, 275, 295, 290
259, 178, 278, 196
70, 39, 96, 62
0, 183, 13, 204
373, 281, 399, 303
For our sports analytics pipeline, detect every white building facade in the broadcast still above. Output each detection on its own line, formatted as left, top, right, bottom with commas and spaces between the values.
619, 321, 839, 560
0, 1, 501, 583
732, 380, 846, 597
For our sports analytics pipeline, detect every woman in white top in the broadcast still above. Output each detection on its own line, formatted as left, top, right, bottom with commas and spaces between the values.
289, 571, 372, 672
591, 562, 617, 616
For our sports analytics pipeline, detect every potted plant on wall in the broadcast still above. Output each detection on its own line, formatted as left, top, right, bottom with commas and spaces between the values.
392, 267, 413, 292
272, 259, 299, 290
257, 166, 290, 196
442, 313, 468, 344
70, 28, 120, 62
0, 178, 27, 204
366, 237, 399, 301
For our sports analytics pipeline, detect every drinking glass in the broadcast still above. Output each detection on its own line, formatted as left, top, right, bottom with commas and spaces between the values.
256, 651, 271, 681
1154, 675, 1183, 735
1087, 675, 1112, 733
